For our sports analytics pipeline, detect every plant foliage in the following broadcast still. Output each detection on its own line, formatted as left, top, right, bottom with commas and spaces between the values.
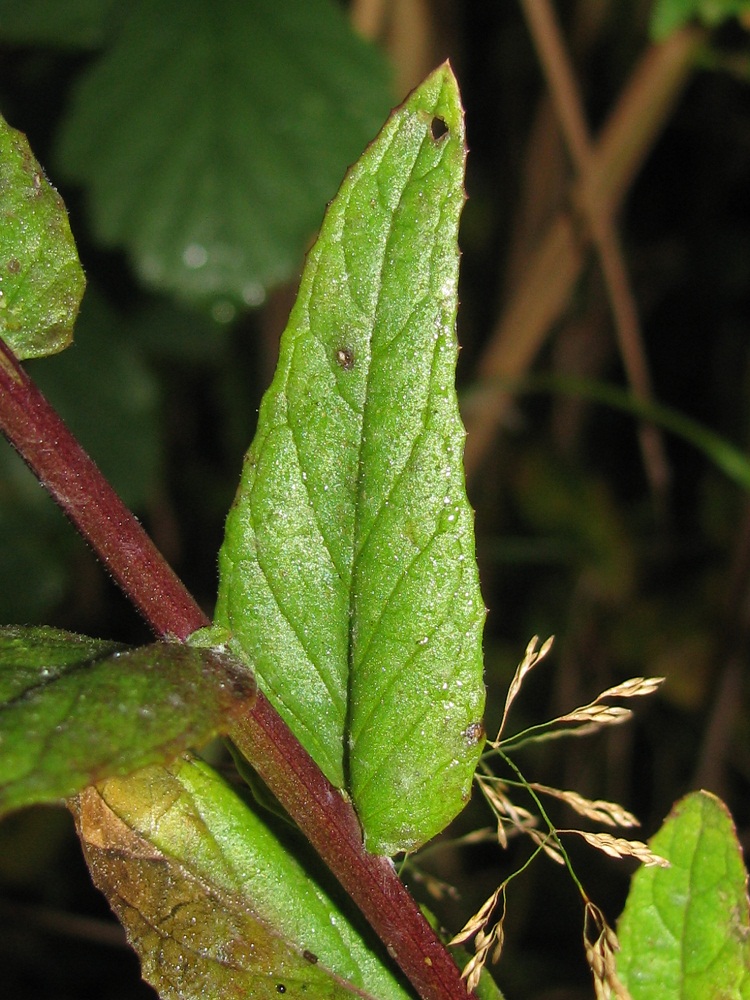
212, 64, 486, 855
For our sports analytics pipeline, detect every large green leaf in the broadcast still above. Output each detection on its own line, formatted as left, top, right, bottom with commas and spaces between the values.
55, 0, 393, 310
617, 790, 750, 998
213, 64, 486, 855
0, 626, 255, 816
0, 114, 85, 359
75, 756, 413, 1000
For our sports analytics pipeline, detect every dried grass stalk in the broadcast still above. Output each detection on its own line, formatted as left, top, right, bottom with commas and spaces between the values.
584, 902, 632, 1000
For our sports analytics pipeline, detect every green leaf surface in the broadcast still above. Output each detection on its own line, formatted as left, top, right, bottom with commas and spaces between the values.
617, 790, 750, 999
650, 0, 750, 39
76, 756, 413, 1000
55, 0, 393, 309
214, 64, 486, 855
0, 115, 85, 359
0, 0, 115, 49
0, 626, 255, 816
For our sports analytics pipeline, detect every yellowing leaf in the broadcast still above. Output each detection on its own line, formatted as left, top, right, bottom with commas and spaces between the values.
75, 756, 413, 1000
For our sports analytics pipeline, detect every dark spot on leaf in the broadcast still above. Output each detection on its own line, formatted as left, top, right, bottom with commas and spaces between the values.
335, 346, 354, 370
463, 721, 485, 746
7, 259, 20, 275
302, 950, 318, 964
276, 985, 286, 994
430, 116, 449, 141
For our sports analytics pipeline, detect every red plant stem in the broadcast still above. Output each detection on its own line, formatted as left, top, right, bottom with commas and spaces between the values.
232, 697, 471, 1000
0, 338, 473, 1000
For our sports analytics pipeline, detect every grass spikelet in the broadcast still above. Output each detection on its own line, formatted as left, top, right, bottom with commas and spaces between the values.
450, 886, 507, 991
449, 885, 504, 946
595, 676, 665, 701
568, 830, 670, 867
527, 827, 565, 864
476, 774, 537, 848
492, 635, 554, 745
556, 704, 633, 727
530, 784, 640, 827
583, 902, 632, 1000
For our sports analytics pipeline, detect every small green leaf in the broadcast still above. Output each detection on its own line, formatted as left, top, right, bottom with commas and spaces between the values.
215, 64, 486, 855
55, 0, 393, 309
0, 626, 255, 816
0, 115, 85, 359
617, 790, 750, 999
76, 756, 413, 1000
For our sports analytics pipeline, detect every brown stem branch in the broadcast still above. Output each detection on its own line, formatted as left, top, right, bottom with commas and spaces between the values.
463, 23, 705, 483
519, 0, 671, 505
0, 339, 473, 1000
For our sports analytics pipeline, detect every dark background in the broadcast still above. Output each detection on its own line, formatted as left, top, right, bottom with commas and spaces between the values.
1, 2, 749, 997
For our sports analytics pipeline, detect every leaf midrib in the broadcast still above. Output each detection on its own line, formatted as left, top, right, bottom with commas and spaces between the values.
341, 105, 446, 792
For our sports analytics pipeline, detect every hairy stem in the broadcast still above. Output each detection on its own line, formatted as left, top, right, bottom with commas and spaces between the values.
0, 338, 473, 1000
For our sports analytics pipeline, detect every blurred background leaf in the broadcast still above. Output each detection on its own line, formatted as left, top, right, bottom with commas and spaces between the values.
54, 0, 394, 311
0, 0, 116, 49
650, 0, 750, 40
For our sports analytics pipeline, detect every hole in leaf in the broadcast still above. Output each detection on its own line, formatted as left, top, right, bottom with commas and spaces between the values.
335, 346, 355, 370
430, 116, 449, 141
463, 721, 485, 746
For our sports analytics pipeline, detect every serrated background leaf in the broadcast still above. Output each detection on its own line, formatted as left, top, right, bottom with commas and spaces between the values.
76, 756, 413, 1000
617, 790, 750, 999
0, 627, 255, 816
215, 64, 486, 855
0, 114, 85, 359
54, 0, 393, 309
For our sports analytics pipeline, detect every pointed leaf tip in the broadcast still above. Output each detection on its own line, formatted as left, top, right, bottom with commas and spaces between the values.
216, 66, 485, 854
